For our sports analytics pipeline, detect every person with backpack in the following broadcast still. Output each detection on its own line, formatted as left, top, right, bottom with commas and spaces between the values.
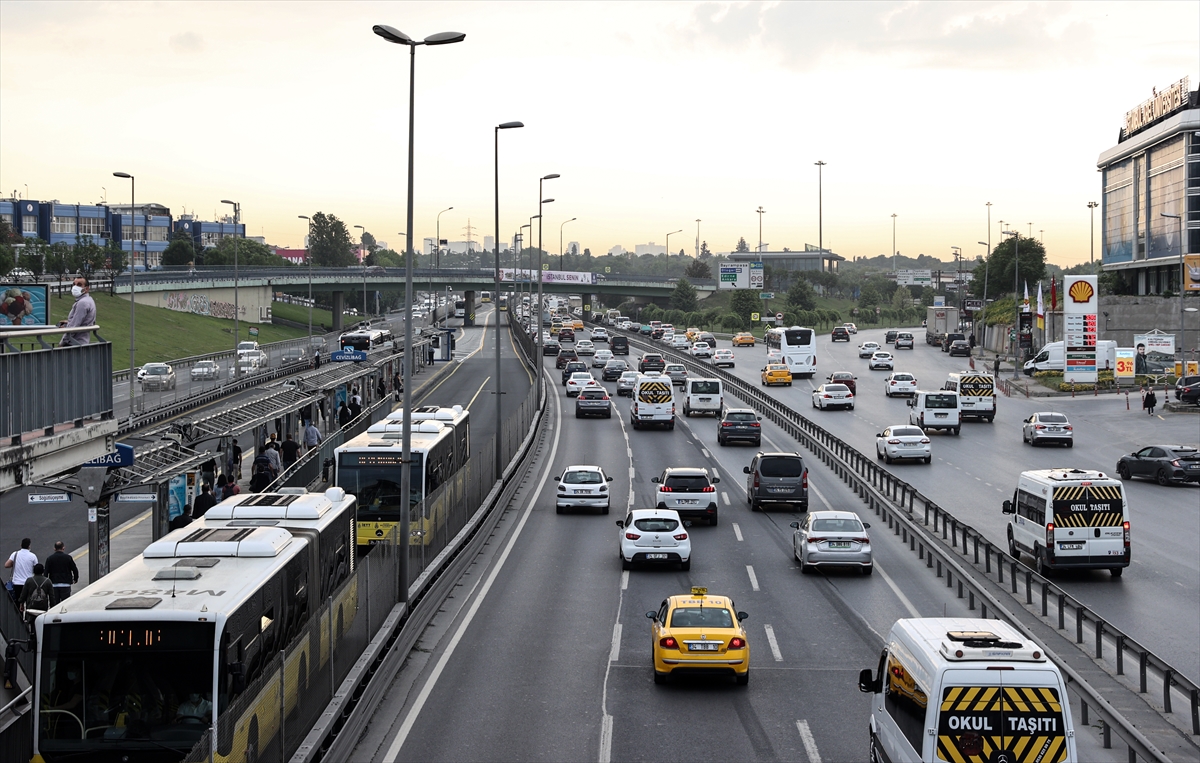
216, 474, 240, 501
250, 447, 274, 493
19, 563, 54, 623
337, 402, 352, 428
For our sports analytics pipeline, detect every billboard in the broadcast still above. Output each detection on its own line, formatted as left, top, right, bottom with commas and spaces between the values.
1185, 254, 1200, 292
1133, 332, 1176, 375
0, 283, 49, 326
499, 268, 596, 285
1063, 276, 1098, 384
718, 262, 764, 290
896, 269, 932, 287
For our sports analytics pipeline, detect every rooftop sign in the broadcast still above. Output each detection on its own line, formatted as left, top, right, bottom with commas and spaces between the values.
1123, 77, 1190, 138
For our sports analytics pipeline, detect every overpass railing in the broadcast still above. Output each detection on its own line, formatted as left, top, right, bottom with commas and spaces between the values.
0, 328, 113, 441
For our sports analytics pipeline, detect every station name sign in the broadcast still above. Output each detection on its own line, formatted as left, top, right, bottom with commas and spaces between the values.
1124, 77, 1190, 137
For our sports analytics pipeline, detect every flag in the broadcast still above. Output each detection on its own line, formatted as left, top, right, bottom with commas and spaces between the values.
1050, 277, 1057, 312
1023, 282, 1030, 313
1036, 282, 1044, 330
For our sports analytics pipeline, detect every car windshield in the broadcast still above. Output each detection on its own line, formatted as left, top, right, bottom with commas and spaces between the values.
670, 607, 734, 628
892, 427, 925, 437
664, 475, 709, 490
563, 470, 603, 484
759, 457, 803, 478
666, 365, 685, 373
892, 374, 914, 381
831, 373, 852, 380
691, 381, 720, 394
146, 366, 168, 375
606, 361, 626, 368
812, 518, 864, 533
725, 412, 757, 422
634, 517, 678, 532
197, 362, 215, 369
620, 372, 639, 381
1038, 413, 1068, 423
897, 333, 912, 339
570, 373, 593, 381
924, 394, 958, 409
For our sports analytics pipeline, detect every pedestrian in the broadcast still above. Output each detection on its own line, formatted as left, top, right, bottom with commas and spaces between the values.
45, 541, 79, 605
968, 334, 976, 350
1145, 387, 1158, 416
264, 437, 282, 476
427, 343, 436, 366
303, 420, 322, 450
5, 538, 37, 603
18, 564, 54, 622
314, 349, 321, 369
229, 438, 243, 480
217, 473, 240, 501
337, 401, 352, 428
169, 503, 195, 531
348, 393, 362, 419
393, 372, 402, 400
992, 356, 1001, 377
57, 275, 96, 346
280, 433, 301, 467
250, 448, 274, 492
377, 378, 385, 399
201, 453, 217, 489
193, 484, 218, 519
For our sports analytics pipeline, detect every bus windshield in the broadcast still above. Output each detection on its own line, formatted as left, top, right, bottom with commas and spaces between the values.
338, 453, 426, 507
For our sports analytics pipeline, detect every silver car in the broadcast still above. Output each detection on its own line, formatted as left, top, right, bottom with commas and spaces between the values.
141, 363, 176, 391
189, 360, 221, 381
1022, 412, 1073, 447
664, 363, 688, 387
616, 370, 639, 396
790, 511, 873, 574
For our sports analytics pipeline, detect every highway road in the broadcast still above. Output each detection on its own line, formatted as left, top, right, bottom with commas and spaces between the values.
351, 346, 1119, 763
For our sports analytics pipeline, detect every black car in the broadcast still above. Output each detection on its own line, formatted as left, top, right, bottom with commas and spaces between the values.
561, 361, 589, 385
831, 326, 850, 342
717, 408, 762, 447
650, 328, 665, 340
884, 329, 898, 344
1175, 375, 1200, 405
575, 387, 613, 418
555, 348, 579, 369
543, 339, 561, 356
1116, 444, 1200, 485
602, 360, 629, 381
942, 332, 966, 352
947, 340, 972, 357
638, 353, 666, 373
610, 335, 629, 355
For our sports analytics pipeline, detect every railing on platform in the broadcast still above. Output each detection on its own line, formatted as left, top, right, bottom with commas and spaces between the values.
0, 331, 113, 441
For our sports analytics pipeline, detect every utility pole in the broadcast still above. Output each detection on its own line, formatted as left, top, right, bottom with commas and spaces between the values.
891, 213, 898, 272
815, 160, 825, 254
1087, 201, 1098, 267
756, 206, 765, 253
695, 219, 701, 259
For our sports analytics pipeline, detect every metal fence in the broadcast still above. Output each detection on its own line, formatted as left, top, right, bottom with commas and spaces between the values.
0, 341, 113, 439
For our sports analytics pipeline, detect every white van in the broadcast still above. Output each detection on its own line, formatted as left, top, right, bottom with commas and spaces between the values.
1024, 340, 1117, 375
631, 372, 676, 430
860, 618, 1077, 763
683, 378, 723, 417
907, 391, 961, 435
944, 372, 996, 422
1002, 468, 1130, 576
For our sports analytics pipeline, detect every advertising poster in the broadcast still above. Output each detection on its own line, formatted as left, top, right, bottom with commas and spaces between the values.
167, 473, 188, 522
0, 283, 49, 325
1063, 276, 1098, 384
1185, 254, 1200, 292
499, 268, 596, 285
1114, 348, 1136, 383
1133, 333, 1176, 375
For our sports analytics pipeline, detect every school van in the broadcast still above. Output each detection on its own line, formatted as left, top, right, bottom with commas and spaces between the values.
631, 372, 676, 430
907, 391, 961, 435
683, 378, 723, 417
944, 372, 996, 422
859, 617, 1077, 763
1002, 468, 1130, 576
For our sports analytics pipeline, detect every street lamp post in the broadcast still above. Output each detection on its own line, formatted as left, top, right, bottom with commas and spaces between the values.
694, 219, 701, 258
1003, 230, 1020, 379
494, 121, 524, 480
374, 23, 465, 586
756, 207, 765, 253
560, 217, 576, 271
1162, 212, 1185, 362
815, 161, 826, 253
436, 206, 453, 270
1088, 201, 1099, 267
520, 222, 532, 310
112, 172, 136, 424
221, 199, 240, 377
298, 215, 314, 345
951, 246, 963, 314
665, 230, 683, 274
977, 241, 990, 345
538, 174, 559, 362
891, 213, 898, 272
354, 224, 367, 320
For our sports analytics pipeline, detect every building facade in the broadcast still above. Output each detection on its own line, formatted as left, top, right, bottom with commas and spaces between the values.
173, 214, 246, 252
726, 245, 842, 275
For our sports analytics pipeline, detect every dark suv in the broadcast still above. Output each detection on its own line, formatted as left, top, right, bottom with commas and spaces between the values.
717, 408, 762, 446
638, 353, 666, 373
831, 326, 850, 342
610, 335, 629, 355
744, 452, 808, 511
558, 328, 575, 342
561, 361, 589, 384
884, 329, 898, 344
556, 348, 579, 369
1174, 375, 1200, 405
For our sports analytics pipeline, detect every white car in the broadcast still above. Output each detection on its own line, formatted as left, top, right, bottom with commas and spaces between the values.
591, 328, 609, 342
858, 341, 881, 358
671, 336, 691, 352
790, 511, 872, 574
556, 464, 614, 514
884, 372, 917, 396
811, 383, 855, 410
869, 351, 894, 370
712, 349, 735, 368
189, 360, 222, 381
875, 424, 932, 464
616, 508, 691, 570
592, 349, 614, 367
843, 323, 859, 335
653, 467, 720, 525
566, 372, 599, 396
690, 341, 713, 358
660, 331, 675, 345
576, 340, 596, 356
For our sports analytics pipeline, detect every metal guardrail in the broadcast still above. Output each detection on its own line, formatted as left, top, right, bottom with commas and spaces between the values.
1, 340, 114, 440
613, 326, 1199, 761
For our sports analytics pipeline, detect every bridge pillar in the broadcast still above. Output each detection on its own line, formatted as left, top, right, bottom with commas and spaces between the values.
463, 290, 475, 326
331, 291, 344, 332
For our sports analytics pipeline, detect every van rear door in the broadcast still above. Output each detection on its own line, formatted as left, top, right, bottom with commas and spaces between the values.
937, 669, 1072, 762
1051, 483, 1127, 564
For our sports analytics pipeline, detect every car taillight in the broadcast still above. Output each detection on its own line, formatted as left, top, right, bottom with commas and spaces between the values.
847, 392, 854, 397
750, 422, 760, 427
1035, 425, 1046, 430
920, 438, 930, 444
673, 533, 688, 541
702, 486, 715, 492
888, 439, 900, 444
1063, 425, 1072, 430
599, 485, 608, 492
801, 470, 808, 489
1171, 459, 1181, 467
1123, 520, 1130, 547
728, 637, 746, 649
807, 537, 826, 543
625, 532, 641, 540
659, 486, 672, 492
890, 381, 897, 385
753, 473, 760, 488
659, 637, 678, 649
1046, 522, 1055, 552
721, 422, 733, 427
823, 394, 832, 398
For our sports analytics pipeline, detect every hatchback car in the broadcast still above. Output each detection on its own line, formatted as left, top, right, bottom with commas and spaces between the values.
590, 328, 609, 342
761, 364, 792, 387
664, 364, 689, 387
575, 387, 613, 418
566, 372, 598, 396
869, 351, 894, 370
575, 339, 595, 356
875, 425, 932, 464
717, 408, 761, 447
947, 339, 972, 357
812, 383, 854, 410
647, 587, 748, 684
592, 349, 614, 367
732, 332, 756, 347
893, 332, 915, 350
556, 464, 614, 513
555, 348, 579, 369
791, 511, 872, 574
1021, 412, 1073, 447
858, 341, 881, 358
1174, 375, 1200, 404
884, 372, 918, 397
690, 342, 713, 358
712, 349, 736, 368
831, 326, 851, 342
141, 363, 177, 390
1116, 444, 1200, 485
744, 451, 807, 510
638, 353, 666, 373
653, 467, 720, 525
618, 509, 691, 570
616, 370, 640, 396
190, 360, 221, 381
671, 336, 691, 352
543, 338, 561, 355
941, 332, 966, 353
561, 360, 589, 384
884, 329, 899, 344
826, 371, 856, 395
602, 359, 629, 381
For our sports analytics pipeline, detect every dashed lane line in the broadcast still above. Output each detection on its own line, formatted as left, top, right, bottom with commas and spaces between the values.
763, 624, 783, 662
721, 491, 730, 506
795, 720, 822, 763
746, 564, 760, 591
608, 623, 622, 662
732, 522, 743, 542
620, 570, 629, 590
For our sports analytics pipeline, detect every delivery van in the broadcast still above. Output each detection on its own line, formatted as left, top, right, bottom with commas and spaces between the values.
944, 372, 996, 422
908, 391, 961, 435
860, 617, 1077, 763
631, 372, 676, 430
1002, 468, 1130, 576
1024, 340, 1117, 376
683, 378, 723, 417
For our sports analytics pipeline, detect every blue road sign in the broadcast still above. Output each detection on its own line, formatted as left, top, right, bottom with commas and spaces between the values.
83, 442, 134, 468
331, 349, 368, 362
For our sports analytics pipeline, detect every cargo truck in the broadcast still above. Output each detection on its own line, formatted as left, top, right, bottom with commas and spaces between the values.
925, 306, 960, 346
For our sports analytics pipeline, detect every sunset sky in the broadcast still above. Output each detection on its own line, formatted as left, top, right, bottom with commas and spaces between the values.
1, 1, 1196, 265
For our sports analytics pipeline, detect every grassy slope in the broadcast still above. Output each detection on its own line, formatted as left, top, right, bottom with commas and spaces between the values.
270, 300, 336, 330
49, 292, 309, 369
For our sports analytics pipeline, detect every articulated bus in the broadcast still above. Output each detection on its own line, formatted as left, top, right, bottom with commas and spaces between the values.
32, 489, 356, 763
764, 325, 818, 377
454, 300, 466, 318
385, 405, 471, 467
339, 328, 392, 352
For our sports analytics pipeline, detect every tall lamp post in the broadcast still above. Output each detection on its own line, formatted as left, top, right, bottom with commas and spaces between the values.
665, 229, 683, 274
221, 199, 240, 378
354, 224, 367, 320
756, 207, 765, 253
951, 246, 963, 313
538, 174, 559, 361
559, 217, 576, 270
1002, 230, 1020, 379
112, 172, 136, 424
494, 121, 524, 480
1088, 201, 1099, 267
373, 23, 465, 585
520, 222, 533, 310
436, 206, 453, 270
694, 219, 701, 258
815, 160, 826, 253
977, 241, 990, 344
1162, 212, 1185, 361
299, 215, 313, 345
891, 213, 898, 272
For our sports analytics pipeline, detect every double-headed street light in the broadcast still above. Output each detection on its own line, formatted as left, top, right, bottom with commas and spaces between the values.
494, 121, 525, 479
538, 174, 559, 360
665, 229, 683, 273
221, 199, 241, 377
113, 171, 136, 424
560, 217, 576, 271
299, 215, 313, 344
354, 224, 367, 319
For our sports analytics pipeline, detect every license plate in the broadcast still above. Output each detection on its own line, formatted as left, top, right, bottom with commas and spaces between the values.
689, 642, 719, 652
904, 443, 920, 447
770, 488, 791, 493
935, 413, 948, 418
573, 490, 590, 495
1048, 427, 1060, 432
677, 499, 699, 505
645, 553, 668, 560
699, 397, 711, 401
827, 541, 852, 549
1059, 542, 1084, 550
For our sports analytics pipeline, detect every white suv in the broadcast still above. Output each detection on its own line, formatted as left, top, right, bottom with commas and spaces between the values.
616, 508, 691, 570
556, 465, 613, 514
652, 467, 720, 526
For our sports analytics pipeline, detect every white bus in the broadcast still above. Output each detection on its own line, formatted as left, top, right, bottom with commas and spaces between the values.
385, 405, 471, 467
32, 489, 357, 763
765, 325, 818, 377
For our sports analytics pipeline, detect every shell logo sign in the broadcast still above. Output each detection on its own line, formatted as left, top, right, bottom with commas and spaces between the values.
1068, 280, 1095, 304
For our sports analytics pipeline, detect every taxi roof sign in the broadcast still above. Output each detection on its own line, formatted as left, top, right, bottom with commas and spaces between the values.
690, 586, 707, 596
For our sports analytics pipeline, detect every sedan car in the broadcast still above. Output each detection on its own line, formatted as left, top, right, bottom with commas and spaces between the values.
190, 360, 221, 381
868, 351, 894, 370
141, 363, 177, 390
664, 363, 689, 387
732, 332, 756, 347
575, 387, 613, 418
592, 349, 614, 367
831, 326, 851, 342
542, 338, 561, 355
712, 349, 735, 368
947, 339, 972, 357
671, 336, 691, 352
894, 332, 915, 350
653, 467, 720, 525
811, 383, 854, 410
602, 359, 629, 381
717, 408, 761, 446
566, 372, 598, 396
875, 425, 932, 464
556, 464, 614, 514
561, 360, 589, 384
761, 364, 792, 387
555, 348, 579, 369
690, 342, 713, 358
884, 372, 918, 396
616, 370, 640, 396
1021, 412, 1073, 447
638, 353, 666, 373
647, 587, 748, 684
791, 511, 872, 575
575, 339, 596, 356
858, 341, 881, 358
619, 510, 691, 570
826, 371, 857, 395
843, 323, 859, 334
1116, 444, 1200, 485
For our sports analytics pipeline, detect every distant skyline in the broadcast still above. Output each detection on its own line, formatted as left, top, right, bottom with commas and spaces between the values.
1, 2, 1196, 267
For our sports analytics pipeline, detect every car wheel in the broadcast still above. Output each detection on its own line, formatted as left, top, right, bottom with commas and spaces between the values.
1034, 545, 1049, 576
849, 404, 854, 410
631, 419, 640, 430
1117, 462, 1131, 480
750, 499, 759, 512
602, 504, 609, 515
1008, 529, 1019, 559
799, 556, 811, 574
1111, 567, 1124, 578
575, 411, 581, 418
884, 452, 893, 464
923, 456, 931, 464
736, 669, 749, 687
876, 445, 883, 460
621, 558, 632, 571
952, 427, 960, 436
787, 382, 792, 386
861, 565, 873, 576
667, 420, 675, 430
1156, 469, 1172, 486
710, 509, 718, 526
654, 669, 667, 685
1066, 440, 1073, 448
811, 398, 816, 408
680, 559, 691, 571
753, 439, 761, 447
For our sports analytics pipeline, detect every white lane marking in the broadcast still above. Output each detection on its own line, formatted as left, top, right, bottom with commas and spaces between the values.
626, 447, 632, 458
609, 623, 622, 662
873, 561, 922, 618
795, 719, 822, 763
746, 564, 760, 591
732, 522, 743, 542
381, 368, 561, 762
763, 624, 783, 662
600, 716, 614, 763
721, 491, 730, 506
702, 448, 711, 458
620, 570, 629, 590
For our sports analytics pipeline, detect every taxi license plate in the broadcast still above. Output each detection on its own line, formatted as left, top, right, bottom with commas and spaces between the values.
828, 541, 851, 549
689, 643, 719, 652
645, 553, 668, 560
678, 499, 699, 505
1059, 542, 1084, 550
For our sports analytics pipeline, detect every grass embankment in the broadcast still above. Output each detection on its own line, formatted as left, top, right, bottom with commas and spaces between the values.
689, 291, 917, 337
49, 292, 310, 370
270, 300, 336, 331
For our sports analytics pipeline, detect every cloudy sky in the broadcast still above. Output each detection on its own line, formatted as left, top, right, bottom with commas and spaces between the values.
1, 1, 1196, 265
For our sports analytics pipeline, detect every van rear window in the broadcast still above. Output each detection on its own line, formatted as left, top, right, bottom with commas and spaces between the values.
924, 394, 958, 409
690, 381, 720, 394
759, 457, 803, 478
937, 685, 1067, 763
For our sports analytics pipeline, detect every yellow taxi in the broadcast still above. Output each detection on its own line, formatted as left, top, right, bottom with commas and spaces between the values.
761, 363, 793, 387
647, 587, 750, 685
571, 319, 584, 331
732, 332, 756, 347
550, 322, 563, 335
685, 327, 702, 342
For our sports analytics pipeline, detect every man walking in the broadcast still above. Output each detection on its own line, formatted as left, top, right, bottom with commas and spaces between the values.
57, 275, 97, 346
192, 484, 218, 519
264, 436, 282, 477
5, 538, 37, 603
303, 420, 322, 451
45, 541, 79, 605
280, 433, 301, 468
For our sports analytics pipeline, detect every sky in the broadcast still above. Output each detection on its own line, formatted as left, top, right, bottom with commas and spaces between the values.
1, 1, 1197, 267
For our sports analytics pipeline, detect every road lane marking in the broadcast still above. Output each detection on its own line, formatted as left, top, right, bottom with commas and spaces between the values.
874, 562, 922, 618
721, 491, 730, 506
620, 570, 629, 590
746, 565, 760, 591
381, 366, 560, 763
465, 377, 491, 410
763, 624, 783, 662
732, 522, 743, 542
702, 448, 710, 457
795, 720, 822, 763
810, 483, 834, 511
609, 623, 622, 662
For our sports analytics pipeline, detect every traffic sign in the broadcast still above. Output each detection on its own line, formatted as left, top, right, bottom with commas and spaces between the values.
584, 304, 590, 311
83, 443, 134, 468
28, 493, 70, 504
604, 266, 611, 273
776, 313, 784, 322
751, 312, 761, 322
249, 327, 260, 337
760, 292, 774, 299
964, 299, 984, 311
331, 349, 368, 362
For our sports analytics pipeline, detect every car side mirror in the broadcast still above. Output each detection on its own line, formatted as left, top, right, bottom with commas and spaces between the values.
876, 433, 883, 438
737, 611, 749, 621
712, 477, 720, 484
650, 476, 660, 483
1002, 500, 1014, 515
789, 521, 800, 528
742, 466, 751, 474
907, 399, 915, 407
615, 520, 625, 528
757, 416, 762, 421
859, 667, 881, 694
863, 523, 871, 529
607, 476, 614, 482
645, 611, 657, 620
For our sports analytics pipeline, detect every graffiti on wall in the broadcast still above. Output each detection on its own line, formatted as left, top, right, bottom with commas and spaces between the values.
163, 291, 246, 320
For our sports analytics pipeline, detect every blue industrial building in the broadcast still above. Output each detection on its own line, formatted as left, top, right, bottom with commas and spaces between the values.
173, 214, 246, 251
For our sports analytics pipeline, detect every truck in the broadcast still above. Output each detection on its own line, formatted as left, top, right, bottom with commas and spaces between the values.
925, 306, 960, 346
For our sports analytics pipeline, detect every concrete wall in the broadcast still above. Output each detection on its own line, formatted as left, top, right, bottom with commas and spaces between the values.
126, 285, 274, 324
1099, 295, 1195, 350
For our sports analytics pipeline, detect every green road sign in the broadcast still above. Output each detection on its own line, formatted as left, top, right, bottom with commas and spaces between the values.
720, 273, 738, 282
760, 292, 774, 299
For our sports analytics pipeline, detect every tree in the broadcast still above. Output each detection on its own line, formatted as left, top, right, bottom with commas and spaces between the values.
308, 212, 356, 267
684, 258, 712, 280
977, 235, 1047, 300
0, 220, 20, 245
0, 242, 13, 276
20, 238, 47, 281
891, 285, 912, 311
73, 235, 107, 277
162, 231, 198, 269
699, 241, 712, 258
734, 237, 750, 253
583, 248, 592, 258
787, 277, 816, 311
45, 242, 73, 289
102, 240, 126, 287
670, 277, 699, 312
729, 288, 760, 320
361, 231, 378, 253
204, 237, 294, 267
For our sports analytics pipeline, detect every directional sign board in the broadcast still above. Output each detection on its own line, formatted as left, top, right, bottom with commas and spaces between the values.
964, 299, 984, 312
28, 493, 70, 504
896, 269, 932, 287
331, 348, 368, 362
718, 262, 764, 290
83, 443, 134, 468
760, 292, 774, 299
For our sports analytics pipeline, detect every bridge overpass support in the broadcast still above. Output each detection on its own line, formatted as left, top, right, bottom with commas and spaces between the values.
463, 290, 475, 326
331, 291, 344, 332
